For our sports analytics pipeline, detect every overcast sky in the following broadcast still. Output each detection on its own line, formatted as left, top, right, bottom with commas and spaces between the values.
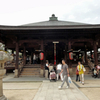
0, 0, 100, 26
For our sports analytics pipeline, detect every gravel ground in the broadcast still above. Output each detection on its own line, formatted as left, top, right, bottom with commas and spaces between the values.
4, 90, 37, 100
80, 88, 100, 100
3, 82, 42, 100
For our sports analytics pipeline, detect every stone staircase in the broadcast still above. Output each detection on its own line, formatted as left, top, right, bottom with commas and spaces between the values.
20, 64, 41, 76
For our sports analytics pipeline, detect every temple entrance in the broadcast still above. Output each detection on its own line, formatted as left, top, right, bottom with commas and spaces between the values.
24, 42, 66, 65
45, 42, 65, 64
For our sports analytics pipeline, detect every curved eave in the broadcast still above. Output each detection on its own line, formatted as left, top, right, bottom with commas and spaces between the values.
0, 25, 100, 30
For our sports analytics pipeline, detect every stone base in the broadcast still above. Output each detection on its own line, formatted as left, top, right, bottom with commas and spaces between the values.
14, 69, 18, 78
69, 68, 73, 77
0, 95, 8, 100
40, 69, 44, 77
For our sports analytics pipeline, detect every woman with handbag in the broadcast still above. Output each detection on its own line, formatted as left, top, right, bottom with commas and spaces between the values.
77, 61, 85, 85
76, 66, 80, 82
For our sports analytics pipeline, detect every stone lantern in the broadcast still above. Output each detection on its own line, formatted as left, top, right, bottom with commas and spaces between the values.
0, 43, 13, 100
0, 69, 7, 100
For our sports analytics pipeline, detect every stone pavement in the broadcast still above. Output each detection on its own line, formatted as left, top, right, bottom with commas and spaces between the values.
33, 81, 89, 100
3, 82, 42, 100
3, 73, 46, 82
3, 82, 42, 90
71, 74, 100, 80
73, 80, 100, 88
73, 79, 100, 100
80, 88, 100, 100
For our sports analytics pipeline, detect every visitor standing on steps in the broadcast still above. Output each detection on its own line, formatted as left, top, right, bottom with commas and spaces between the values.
45, 60, 49, 79
33, 53, 36, 64
56, 63, 63, 81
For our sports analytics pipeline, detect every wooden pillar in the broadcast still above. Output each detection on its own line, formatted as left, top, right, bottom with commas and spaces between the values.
5, 46, 7, 51
12, 49, 14, 54
90, 50, 92, 59
85, 50, 87, 63
15, 42, 19, 69
14, 42, 19, 78
94, 41, 98, 65
31, 52, 33, 64
68, 41, 71, 50
68, 41, 73, 76
68, 41, 72, 68
41, 40, 44, 69
40, 40, 44, 77
64, 45, 67, 63
23, 46, 26, 65
41, 40, 44, 51
44, 46, 46, 64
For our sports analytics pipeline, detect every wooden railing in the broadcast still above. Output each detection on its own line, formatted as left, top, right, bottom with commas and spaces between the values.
87, 59, 94, 70
18, 61, 24, 76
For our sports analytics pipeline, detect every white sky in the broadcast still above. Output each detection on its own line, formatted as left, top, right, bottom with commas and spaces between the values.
0, 0, 100, 26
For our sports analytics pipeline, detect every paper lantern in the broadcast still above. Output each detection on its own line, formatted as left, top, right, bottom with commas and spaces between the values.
40, 53, 44, 60
69, 52, 73, 60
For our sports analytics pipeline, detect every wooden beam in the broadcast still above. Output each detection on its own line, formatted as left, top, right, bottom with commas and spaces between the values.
44, 39, 67, 44
6, 35, 17, 43
19, 39, 41, 45
71, 39, 93, 45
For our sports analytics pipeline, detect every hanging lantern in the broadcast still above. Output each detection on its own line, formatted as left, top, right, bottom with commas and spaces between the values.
69, 52, 73, 60
91, 54, 94, 59
40, 52, 44, 60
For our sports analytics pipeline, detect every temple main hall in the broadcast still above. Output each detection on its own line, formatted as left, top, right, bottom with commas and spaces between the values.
0, 14, 100, 77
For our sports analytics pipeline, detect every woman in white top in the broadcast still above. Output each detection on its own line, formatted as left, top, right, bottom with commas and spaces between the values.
56, 63, 63, 81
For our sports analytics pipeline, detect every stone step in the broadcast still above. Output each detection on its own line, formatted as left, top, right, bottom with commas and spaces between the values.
20, 73, 40, 75
21, 71, 40, 73
23, 69, 40, 71
23, 67, 40, 69
22, 70, 40, 72
20, 75, 40, 77
20, 67, 40, 76
24, 64, 41, 68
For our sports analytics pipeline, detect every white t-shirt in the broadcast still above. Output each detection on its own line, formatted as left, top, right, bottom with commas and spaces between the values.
33, 55, 36, 60
57, 64, 62, 70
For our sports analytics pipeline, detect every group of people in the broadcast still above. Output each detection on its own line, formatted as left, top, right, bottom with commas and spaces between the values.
45, 60, 86, 89
26, 53, 40, 64
45, 60, 63, 81
45, 60, 70, 89
92, 65, 100, 78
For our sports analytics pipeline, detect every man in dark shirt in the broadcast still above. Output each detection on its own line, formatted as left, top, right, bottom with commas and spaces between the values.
58, 60, 70, 89
45, 60, 49, 79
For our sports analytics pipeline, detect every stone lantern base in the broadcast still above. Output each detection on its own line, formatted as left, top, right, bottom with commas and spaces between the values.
0, 95, 8, 100
14, 69, 18, 78
0, 69, 8, 100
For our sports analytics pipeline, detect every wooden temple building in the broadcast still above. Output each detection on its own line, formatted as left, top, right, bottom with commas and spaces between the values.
0, 14, 100, 77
